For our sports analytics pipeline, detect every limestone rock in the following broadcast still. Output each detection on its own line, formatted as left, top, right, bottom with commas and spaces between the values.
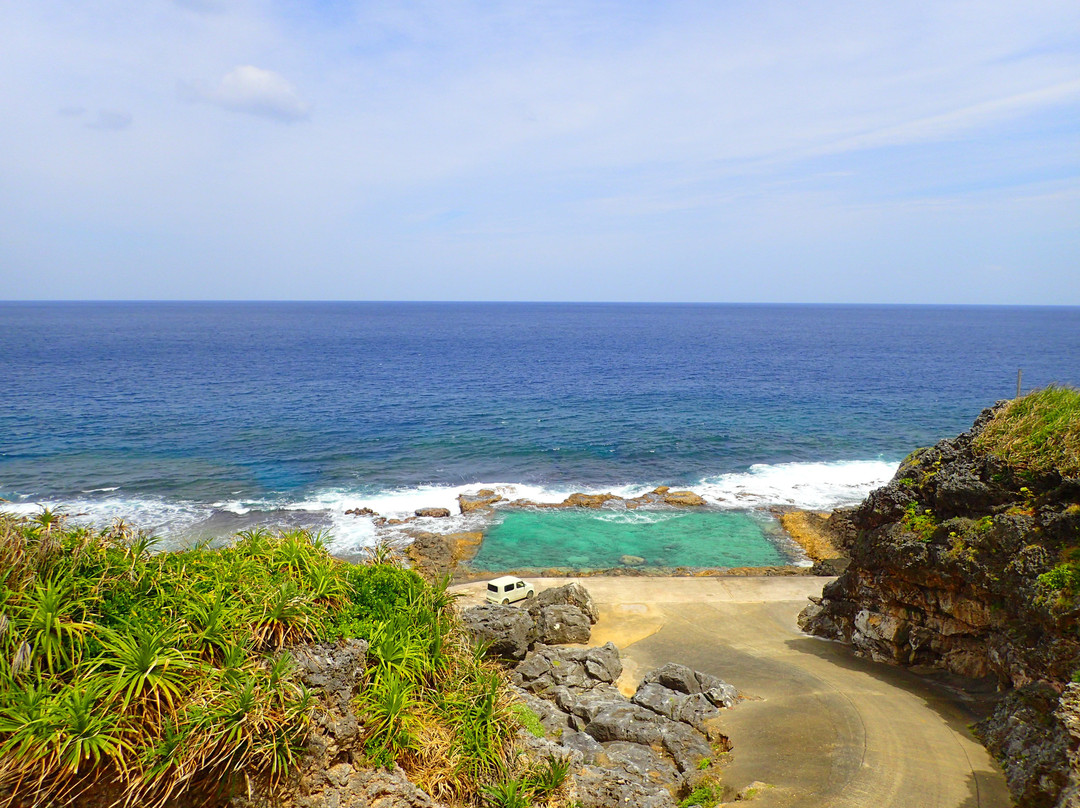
457, 489, 505, 513
461, 604, 538, 660
537, 604, 592, 645
530, 582, 601, 624
661, 490, 706, 507
414, 507, 451, 518
562, 492, 618, 508
800, 402, 1080, 808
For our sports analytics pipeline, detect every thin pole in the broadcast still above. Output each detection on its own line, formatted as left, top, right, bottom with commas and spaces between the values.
1016, 368, 1022, 399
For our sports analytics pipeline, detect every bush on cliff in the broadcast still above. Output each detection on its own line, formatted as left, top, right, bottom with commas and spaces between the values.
0, 511, 519, 808
973, 385, 1080, 477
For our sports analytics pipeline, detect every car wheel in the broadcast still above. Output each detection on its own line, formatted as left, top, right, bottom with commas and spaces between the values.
526, 590, 534, 598
502, 598, 509, 605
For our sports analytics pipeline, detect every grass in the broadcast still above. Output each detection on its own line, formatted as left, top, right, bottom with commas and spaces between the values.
973, 385, 1080, 478
0, 511, 525, 807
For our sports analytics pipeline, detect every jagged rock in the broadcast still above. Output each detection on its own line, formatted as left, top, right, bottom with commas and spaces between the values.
661, 491, 706, 507
344, 507, 377, 517
290, 639, 368, 709
632, 682, 687, 722
571, 764, 678, 808
414, 507, 451, 518
561, 730, 604, 763
457, 489, 505, 513
406, 532, 454, 580
295, 764, 444, 808
800, 403, 1080, 808
640, 663, 739, 707
562, 492, 619, 508
536, 604, 592, 644
585, 702, 667, 746
461, 604, 538, 660
529, 582, 601, 624
600, 741, 680, 787
977, 683, 1080, 808
514, 643, 623, 693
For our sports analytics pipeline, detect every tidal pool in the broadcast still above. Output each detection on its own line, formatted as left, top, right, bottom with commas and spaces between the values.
467, 508, 797, 572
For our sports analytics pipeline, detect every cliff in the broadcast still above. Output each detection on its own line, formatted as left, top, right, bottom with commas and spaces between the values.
799, 390, 1080, 807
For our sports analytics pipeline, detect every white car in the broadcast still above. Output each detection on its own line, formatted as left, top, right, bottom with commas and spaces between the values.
485, 575, 535, 605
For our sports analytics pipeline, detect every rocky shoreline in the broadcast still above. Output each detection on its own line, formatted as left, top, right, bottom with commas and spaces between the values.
798, 403, 1080, 808
342, 485, 841, 582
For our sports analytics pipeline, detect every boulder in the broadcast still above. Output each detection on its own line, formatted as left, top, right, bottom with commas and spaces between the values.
537, 604, 592, 645
405, 532, 454, 580
461, 604, 538, 660
414, 507, 451, 518
620, 555, 646, 566
457, 490, 505, 513
530, 582, 601, 624
640, 663, 739, 707
661, 491, 707, 507
562, 492, 618, 508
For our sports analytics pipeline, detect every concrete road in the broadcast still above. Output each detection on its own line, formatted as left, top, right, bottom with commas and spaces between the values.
452, 577, 1012, 808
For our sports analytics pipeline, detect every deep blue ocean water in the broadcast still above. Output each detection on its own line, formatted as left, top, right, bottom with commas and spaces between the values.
2, 302, 1078, 553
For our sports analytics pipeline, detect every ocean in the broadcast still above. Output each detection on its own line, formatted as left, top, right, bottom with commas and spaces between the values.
2, 302, 1078, 562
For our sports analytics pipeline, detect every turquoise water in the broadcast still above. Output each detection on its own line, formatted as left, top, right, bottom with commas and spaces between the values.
467, 509, 794, 572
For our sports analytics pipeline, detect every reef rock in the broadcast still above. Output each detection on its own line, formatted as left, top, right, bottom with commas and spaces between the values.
414, 507, 451, 518
457, 489, 505, 513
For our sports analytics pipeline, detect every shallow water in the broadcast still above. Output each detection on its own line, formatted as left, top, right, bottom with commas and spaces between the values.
467, 508, 795, 572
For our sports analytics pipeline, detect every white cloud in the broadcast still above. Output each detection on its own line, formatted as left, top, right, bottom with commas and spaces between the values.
86, 109, 133, 130
185, 65, 311, 122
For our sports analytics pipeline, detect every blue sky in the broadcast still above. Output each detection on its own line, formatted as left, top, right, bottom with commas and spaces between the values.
1, 0, 1078, 303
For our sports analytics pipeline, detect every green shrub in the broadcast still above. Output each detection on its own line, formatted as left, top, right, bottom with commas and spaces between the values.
902, 503, 938, 541
0, 511, 516, 808
973, 386, 1080, 477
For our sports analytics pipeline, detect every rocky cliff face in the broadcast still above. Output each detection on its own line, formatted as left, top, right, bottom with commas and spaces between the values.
799, 405, 1080, 807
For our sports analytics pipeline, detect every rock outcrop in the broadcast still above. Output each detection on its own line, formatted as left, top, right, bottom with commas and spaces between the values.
799, 404, 1080, 807
510, 644, 735, 806
405, 530, 484, 579
460, 583, 598, 658
456, 486, 711, 515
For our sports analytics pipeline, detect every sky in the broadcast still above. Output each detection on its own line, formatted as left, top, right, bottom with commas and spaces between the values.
1, 0, 1078, 303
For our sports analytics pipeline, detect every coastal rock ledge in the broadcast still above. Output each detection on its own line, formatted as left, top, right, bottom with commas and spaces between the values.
798, 400, 1080, 808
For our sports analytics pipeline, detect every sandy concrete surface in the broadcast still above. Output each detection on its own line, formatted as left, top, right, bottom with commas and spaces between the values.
451, 576, 1012, 808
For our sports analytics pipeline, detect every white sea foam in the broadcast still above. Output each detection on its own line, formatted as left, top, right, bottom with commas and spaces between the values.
697, 459, 898, 511
1, 459, 898, 555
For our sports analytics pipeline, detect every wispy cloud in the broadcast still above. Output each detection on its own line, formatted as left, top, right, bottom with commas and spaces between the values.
182, 66, 311, 122
0, 0, 1077, 302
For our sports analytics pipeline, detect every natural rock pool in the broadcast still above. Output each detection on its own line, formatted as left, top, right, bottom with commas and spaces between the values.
466, 508, 800, 572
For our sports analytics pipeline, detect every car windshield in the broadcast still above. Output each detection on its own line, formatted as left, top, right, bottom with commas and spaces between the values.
487, 584, 498, 592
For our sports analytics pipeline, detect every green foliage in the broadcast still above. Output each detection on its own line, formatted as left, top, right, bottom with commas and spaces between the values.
902, 503, 939, 542
680, 780, 724, 808
511, 703, 546, 739
973, 385, 1080, 477
0, 511, 516, 808
1038, 548, 1080, 595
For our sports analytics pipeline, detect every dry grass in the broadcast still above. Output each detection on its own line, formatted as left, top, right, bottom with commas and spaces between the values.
973, 385, 1080, 477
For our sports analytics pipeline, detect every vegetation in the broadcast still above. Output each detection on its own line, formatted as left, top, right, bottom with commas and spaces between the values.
1038, 548, 1080, 595
0, 510, 526, 807
973, 385, 1080, 478
679, 780, 723, 808
901, 503, 938, 542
